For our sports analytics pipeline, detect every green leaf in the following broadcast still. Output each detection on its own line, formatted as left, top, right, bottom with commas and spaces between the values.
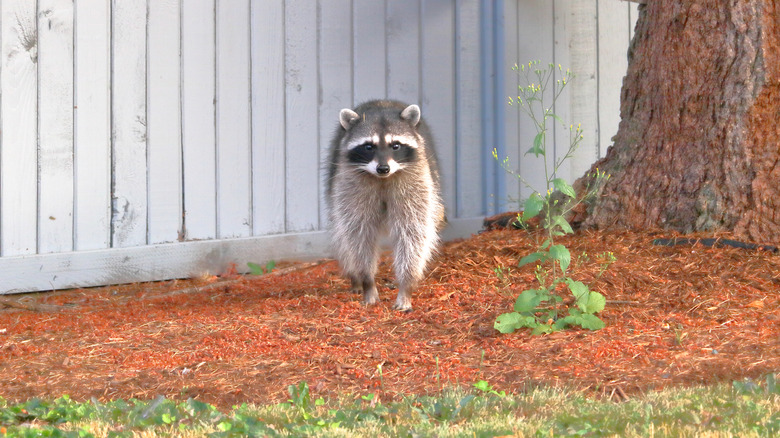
523, 193, 544, 219
585, 291, 606, 314
567, 280, 605, 314
548, 112, 565, 126
247, 262, 264, 276
563, 309, 604, 330
518, 251, 546, 268
552, 318, 569, 331
578, 314, 605, 330
552, 216, 574, 234
514, 289, 543, 313
494, 312, 523, 334
548, 245, 570, 272
531, 323, 554, 335
566, 279, 590, 309
526, 132, 546, 157
473, 380, 491, 393
265, 260, 276, 273
566, 278, 588, 298
494, 312, 536, 334
552, 178, 576, 198
217, 421, 233, 432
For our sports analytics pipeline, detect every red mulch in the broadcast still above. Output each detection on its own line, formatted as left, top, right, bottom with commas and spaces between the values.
0, 228, 778, 410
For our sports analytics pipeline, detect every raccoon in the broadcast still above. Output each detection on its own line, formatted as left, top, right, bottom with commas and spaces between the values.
326, 100, 446, 311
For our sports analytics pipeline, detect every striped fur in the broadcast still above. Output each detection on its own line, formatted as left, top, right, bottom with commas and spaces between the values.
325, 100, 445, 311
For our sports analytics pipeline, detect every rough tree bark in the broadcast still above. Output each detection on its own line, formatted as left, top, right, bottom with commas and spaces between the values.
577, 0, 780, 243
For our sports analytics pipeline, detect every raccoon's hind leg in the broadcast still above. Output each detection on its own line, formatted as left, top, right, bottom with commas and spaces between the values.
331, 211, 382, 306
389, 195, 443, 311
391, 227, 439, 312
350, 275, 379, 305
337, 245, 380, 306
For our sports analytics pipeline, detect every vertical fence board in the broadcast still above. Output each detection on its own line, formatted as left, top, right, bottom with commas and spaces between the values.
552, 0, 573, 185
148, 0, 182, 244
353, 1, 386, 102
318, 0, 353, 228
387, 0, 420, 104
75, 0, 111, 250
564, 0, 598, 182
421, 0, 456, 216
284, 0, 319, 232
182, 0, 217, 240
503, 0, 520, 210
111, 0, 148, 247
597, 0, 629, 158
216, 1, 252, 238
251, 0, 286, 235
1, 1, 38, 256
38, 0, 74, 254
480, 0, 498, 215
515, 0, 554, 201
455, 0, 483, 218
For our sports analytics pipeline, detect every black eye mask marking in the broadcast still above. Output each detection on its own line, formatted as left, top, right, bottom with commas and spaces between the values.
347, 143, 376, 164
392, 143, 418, 164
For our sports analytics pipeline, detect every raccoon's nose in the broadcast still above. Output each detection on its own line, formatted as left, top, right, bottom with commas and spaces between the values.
376, 164, 390, 175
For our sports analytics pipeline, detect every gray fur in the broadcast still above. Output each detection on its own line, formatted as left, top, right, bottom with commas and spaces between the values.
326, 100, 445, 311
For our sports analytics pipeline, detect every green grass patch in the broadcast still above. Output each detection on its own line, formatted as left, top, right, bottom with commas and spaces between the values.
1, 376, 778, 437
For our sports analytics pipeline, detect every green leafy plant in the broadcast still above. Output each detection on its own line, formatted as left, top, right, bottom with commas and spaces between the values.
474, 380, 507, 398
247, 260, 276, 276
493, 61, 611, 335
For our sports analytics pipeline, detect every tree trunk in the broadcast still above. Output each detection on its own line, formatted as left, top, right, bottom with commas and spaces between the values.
578, 0, 780, 243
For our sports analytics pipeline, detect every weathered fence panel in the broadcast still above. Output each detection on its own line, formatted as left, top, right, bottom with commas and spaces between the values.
181, 0, 217, 241
0, 0, 636, 294
111, 0, 148, 248
74, 0, 112, 251
216, 0, 253, 239
38, 0, 75, 254
500, 0, 639, 209
1, 0, 38, 256
284, 0, 321, 233
318, 0, 354, 228
251, 0, 287, 236
147, 0, 183, 245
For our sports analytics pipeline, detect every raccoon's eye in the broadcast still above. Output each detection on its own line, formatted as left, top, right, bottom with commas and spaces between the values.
362, 143, 374, 151
390, 141, 402, 150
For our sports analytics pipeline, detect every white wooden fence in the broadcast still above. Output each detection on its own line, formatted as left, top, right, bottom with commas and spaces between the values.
0, 0, 638, 294
495, 0, 640, 207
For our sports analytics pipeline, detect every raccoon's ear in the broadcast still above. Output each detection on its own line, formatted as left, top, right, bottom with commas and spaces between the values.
339, 108, 360, 130
400, 104, 421, 127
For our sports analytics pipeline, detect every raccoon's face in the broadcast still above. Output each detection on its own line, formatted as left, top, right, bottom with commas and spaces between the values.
338, 104, 422, 178
345, 133, 418, 177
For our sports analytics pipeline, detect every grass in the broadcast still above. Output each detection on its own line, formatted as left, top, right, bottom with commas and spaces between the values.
1, 376, 778, 437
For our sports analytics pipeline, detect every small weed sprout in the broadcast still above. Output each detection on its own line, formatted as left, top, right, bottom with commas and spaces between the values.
596, 251, 617, 277
493, 61, 612, 335
247, 260, 276, 276
494, 266, 512, 288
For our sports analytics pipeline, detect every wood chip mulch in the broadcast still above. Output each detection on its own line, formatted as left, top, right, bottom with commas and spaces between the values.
0, 228, 778, 410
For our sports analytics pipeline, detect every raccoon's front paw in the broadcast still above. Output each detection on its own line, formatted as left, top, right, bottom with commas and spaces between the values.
392, 295, 412, 312
363, 288, 380, 306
